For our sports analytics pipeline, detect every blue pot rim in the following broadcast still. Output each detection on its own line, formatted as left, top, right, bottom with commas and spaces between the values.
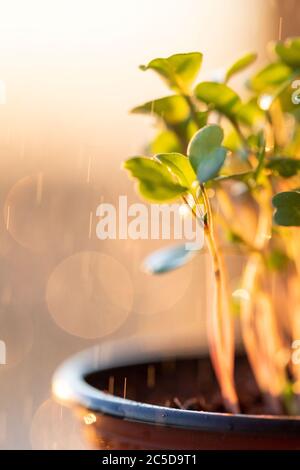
52, 338, 300, 436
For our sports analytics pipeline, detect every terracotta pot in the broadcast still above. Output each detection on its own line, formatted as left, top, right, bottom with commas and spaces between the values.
52, 338, 300, 450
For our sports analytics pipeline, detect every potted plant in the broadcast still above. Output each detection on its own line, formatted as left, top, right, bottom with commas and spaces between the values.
53, 37, 300, 450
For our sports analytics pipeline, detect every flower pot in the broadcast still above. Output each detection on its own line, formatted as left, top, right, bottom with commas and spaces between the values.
52, 338, 300, 450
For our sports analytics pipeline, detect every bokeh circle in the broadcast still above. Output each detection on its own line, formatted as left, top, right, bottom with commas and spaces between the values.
46, 251, 133, 338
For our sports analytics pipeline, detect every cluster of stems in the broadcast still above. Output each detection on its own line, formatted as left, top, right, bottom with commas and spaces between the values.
180, 90, 293, 414
128, 48, 300, 414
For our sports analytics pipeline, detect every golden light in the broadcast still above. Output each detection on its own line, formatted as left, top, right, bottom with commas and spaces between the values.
258, 94, 273, 111
83, 413, 97, 425
0, 0, 294, 450
52, 379, 74, 403
232, 288, 250, 302
0, 0, 148, 49
179, 204, 191, 218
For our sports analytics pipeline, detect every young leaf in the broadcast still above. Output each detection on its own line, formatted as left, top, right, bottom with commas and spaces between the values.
249, 62, 293, 92
187, 124, 224, 170
196, 147, 227, 183
140, 52, 203, 91
267, 157, 300, 178
273, 190, 300, 226
143, 243, 200, 274
156, 153, 196, 187
194, 82, 241, 119
236, 99, 265, 127
187, 124, 227, 183
123, 157, 188, 202
131, 95, 190, 125
274, 37, 300, 68
225, 52, 257, 82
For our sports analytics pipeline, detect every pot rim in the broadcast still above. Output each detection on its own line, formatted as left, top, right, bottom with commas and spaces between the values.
52, 336, 300, 435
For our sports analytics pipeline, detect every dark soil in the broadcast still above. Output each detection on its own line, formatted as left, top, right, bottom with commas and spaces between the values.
86, 355, 276, 415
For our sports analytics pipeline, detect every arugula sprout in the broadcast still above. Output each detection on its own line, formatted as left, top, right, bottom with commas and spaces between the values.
124, 40, 300, 415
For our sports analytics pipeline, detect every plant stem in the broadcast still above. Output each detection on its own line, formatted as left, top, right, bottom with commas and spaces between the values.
240, 187, 285, 411
175, 79, 202, 130
230, 118, 250, 154
200, 183, 239, 413
240, 193, 268, 361
183, 93, 201, 128
214, 189, 264, 254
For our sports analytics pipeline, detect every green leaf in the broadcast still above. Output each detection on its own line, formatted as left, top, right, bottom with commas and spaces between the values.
274, 37, 300, 68
143, 243, 200, 274
197, 147, 227, 183
226, 230, 245, 245
249, 62, 293, 92
156, 153, 196, 187
266, 249, 290, 271
236, 99, 265, 127
194, 82, 241, 119
273, 190, 300, 226
223, 130, 244, 152
123, 157, 188, 202
187, 124, 227, 183
131, 95, 190, 125
253, 138, 266, 180
194, 111, 208, 129
150, 130, 181, 154
187, 124, 224, 172
140, 52, 203, 91
267, 157, 300, 178
171, 113, 207, 145
276, 76, 300, 121
225, 52, 257, 82
247, 131, 265, 153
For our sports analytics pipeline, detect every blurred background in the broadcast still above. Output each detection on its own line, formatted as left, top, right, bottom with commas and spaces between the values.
0, 0, 298, 449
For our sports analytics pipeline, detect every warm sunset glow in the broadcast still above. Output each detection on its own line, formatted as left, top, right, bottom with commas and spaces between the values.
0, 0, 296, 451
